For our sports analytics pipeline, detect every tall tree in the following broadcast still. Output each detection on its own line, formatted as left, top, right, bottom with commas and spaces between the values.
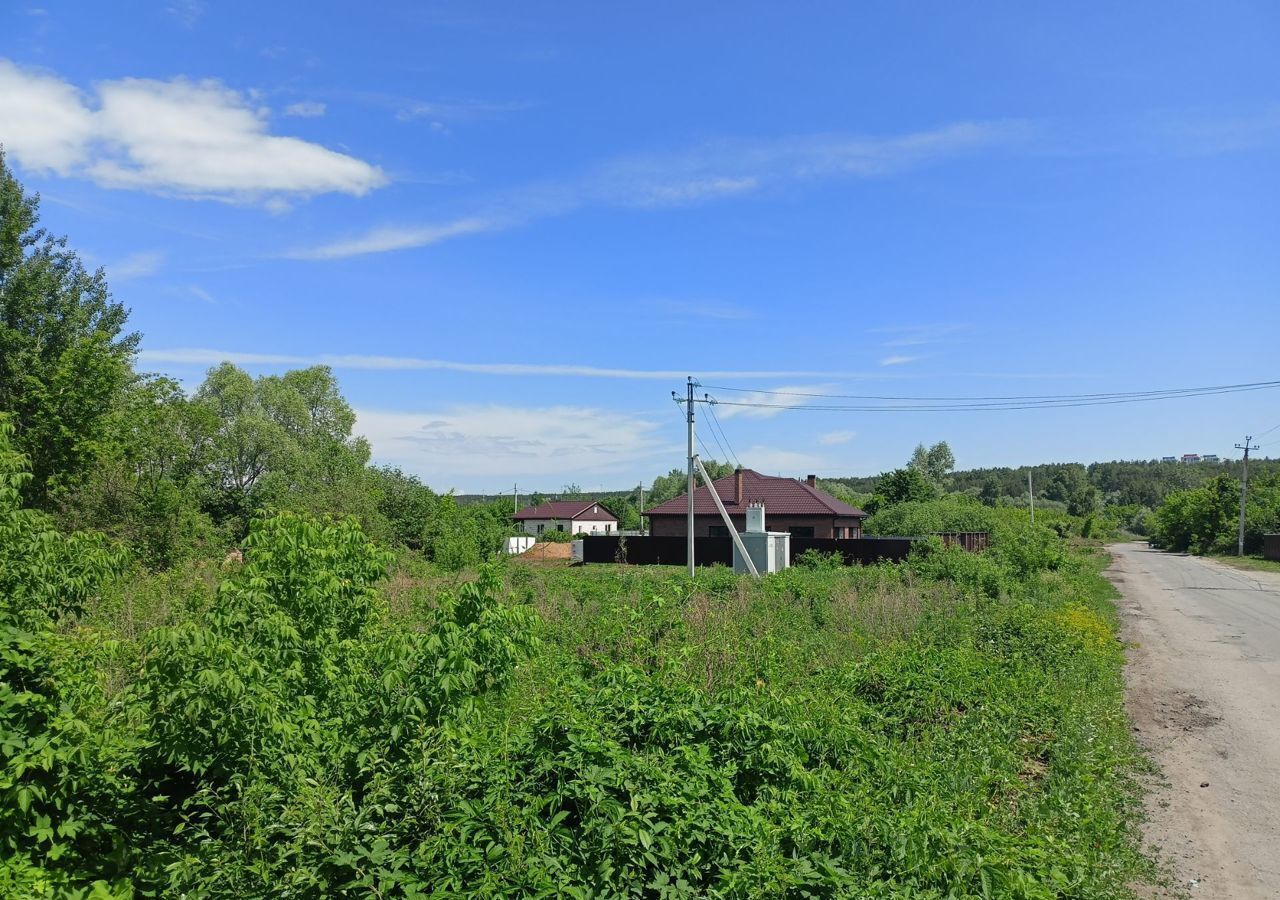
0, 152, 139, 506
908, 441, 955, 489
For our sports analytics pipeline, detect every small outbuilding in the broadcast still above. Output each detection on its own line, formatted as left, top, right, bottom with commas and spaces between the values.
514, 499, 618, 536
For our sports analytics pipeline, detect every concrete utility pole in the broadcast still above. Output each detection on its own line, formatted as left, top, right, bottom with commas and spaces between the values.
513, 483, 519, 517
639, 484, 645, 536
687, 376, 696, 576
1235, 436, 1260, 556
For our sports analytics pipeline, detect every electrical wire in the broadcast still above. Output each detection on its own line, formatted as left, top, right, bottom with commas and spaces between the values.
1255, 421, 1280, 439
699, 378, 1280, 407
703, 395, 743, 468
671, 395, 721, 465
706, 381, 1280, 413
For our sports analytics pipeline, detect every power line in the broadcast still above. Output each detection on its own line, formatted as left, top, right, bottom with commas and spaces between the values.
671, 395, 719, 470
707, 381, 1280, 413
700, 378, 1280, 406
1255, 421, 1280, 439
703, 395, 743, 468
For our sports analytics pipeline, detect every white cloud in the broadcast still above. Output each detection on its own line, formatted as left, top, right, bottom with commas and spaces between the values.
284, 101, 326, 118
714, 384, 836, 419
109, 250, 164, 280
356, 405, 671, 489
0, 60, 95, 174
818, 430, 856, 446
166, 0, 204, 27
736, 445, 832, 477
136, 347, 893, 381
875, 323, 970, 347
0, 59, 385, 204
879, 355, 921, 366
289, 120, 1027, 258
287, 217, 497, 260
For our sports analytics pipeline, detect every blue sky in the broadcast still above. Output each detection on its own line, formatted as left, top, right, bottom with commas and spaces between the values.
3, 2, 1278, 492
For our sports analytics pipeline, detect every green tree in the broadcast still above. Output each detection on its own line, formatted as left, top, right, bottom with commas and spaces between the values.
193, 362, 372, 534
648, 460, 735, 506
868, 467, 938, 512
57, 376, 220, 567
0, 153, 139, 507
909, 441, 955, 489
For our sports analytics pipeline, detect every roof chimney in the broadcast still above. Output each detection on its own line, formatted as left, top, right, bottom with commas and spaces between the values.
735, 467, 744, 505
806, 474, 816, 488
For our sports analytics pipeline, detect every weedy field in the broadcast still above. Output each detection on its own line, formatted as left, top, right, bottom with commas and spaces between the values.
4, 423, 1152, 897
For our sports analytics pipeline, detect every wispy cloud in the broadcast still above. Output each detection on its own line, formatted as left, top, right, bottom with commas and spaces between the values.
356, 405, 670, 490
166, 0, 204, 28
735, 444, 832, 476
655, 300, 757, 321
392, 97, 531, 123
874, 323, 970, 348
818, 430, 856, 446
879, 355, 921, 367
286, 218, 498, 260
0, 59, 385, 204
137, 348, 893, 381
715, 384, 837, 419
283, 100, 326, 118
288, 120, 1030, 259
109, 250, 164, 280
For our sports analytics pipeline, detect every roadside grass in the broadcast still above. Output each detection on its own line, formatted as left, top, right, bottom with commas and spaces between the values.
1210, 553, 1280, 575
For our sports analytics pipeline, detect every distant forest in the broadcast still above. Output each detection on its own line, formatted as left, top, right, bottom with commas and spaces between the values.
825, 457, 1280, 510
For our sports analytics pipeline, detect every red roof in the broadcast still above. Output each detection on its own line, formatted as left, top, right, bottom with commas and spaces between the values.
644, 469, 866, 518
514, 500, 617, 521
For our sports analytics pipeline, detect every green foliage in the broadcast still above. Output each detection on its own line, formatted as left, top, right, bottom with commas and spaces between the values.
0, 420, 132, 894
867, 467, 938, 513
422, 495, 510, 569
865, 494, 996, 537
0, 152, 140, 508
648, 459, 735, 506
909, 440, 955, 489
1152, 472, 1280, 554
55, 375, 222, 568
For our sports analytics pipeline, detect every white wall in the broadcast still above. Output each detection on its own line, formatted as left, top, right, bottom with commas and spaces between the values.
520, 518, 616, 536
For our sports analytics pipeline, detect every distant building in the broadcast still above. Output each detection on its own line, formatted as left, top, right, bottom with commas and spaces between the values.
1181, 453, 1202, 463
643, 468, 867, 538
514, 500, 617, 536
1161, 456, 1178, 463
1202, 454, 1220, 463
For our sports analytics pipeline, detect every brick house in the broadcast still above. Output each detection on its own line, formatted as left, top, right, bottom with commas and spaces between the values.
513, 499, 618, 536
643, 468, 867, 539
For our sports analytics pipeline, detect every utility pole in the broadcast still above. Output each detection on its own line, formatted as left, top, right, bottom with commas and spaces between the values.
1235, 435, 1260, 556
687, 376, 696, 576
639, 483, 645, 536
1028, 470, 1035, 524
513, 482, 519, 517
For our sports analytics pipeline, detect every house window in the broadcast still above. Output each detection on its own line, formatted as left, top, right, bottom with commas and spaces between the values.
788, 526, 815, 538
536, 523, 544, 535
605, 523, 612, 533
557, 523, 565, 532
708, 525, 730, 537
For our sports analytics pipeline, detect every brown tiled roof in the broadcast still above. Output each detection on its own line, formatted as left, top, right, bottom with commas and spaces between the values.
514, 500, 617, 521
644, 469, 866, 518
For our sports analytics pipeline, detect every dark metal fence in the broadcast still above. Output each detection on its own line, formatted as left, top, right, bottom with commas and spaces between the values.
1265, 534, 1280, 562
580, 535, 916, 567
935, 532, 990, 552
790, 537, 916, 564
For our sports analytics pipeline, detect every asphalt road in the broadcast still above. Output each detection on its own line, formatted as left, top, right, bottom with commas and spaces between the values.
1108, 543, 1280, 898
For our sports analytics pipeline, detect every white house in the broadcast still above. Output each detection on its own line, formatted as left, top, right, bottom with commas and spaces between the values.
513, 499, 618, 536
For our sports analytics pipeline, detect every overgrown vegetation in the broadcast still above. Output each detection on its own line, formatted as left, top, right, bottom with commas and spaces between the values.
1149, 471, 1280, 555
2, 153, 1155, 896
